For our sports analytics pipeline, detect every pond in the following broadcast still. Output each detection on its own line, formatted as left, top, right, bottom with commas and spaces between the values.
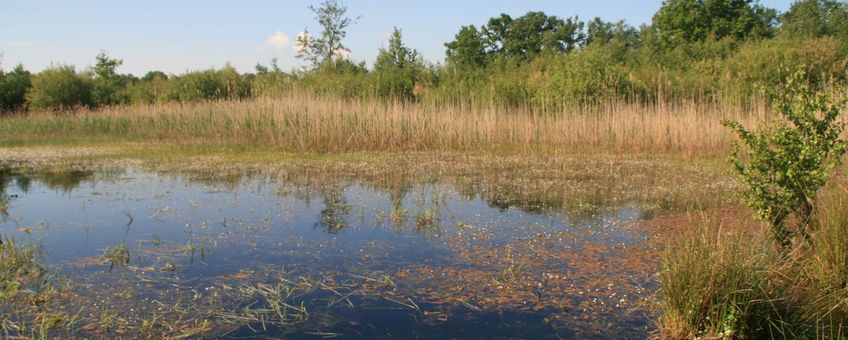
0, 166, 659, 339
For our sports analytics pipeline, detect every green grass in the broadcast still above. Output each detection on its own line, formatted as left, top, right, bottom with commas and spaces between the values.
0, 238, 64, 338
658, 191, 848, 338
659, 214, 794, 338
801, 188, 848, 337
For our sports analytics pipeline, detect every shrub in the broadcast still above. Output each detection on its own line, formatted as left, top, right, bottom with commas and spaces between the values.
722, 71, 847, 247
25, 65, 92, 111
0, 64, 31, 114
161, 66, 251, 103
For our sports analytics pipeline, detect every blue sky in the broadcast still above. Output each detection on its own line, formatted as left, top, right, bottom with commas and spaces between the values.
0, 0, 796, 76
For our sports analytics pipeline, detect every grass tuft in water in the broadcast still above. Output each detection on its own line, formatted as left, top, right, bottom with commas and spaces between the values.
0, 239, 64, 338
103, 242, 130, 270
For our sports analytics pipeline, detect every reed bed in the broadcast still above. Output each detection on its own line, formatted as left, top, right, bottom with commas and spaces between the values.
0, 92, 774, 157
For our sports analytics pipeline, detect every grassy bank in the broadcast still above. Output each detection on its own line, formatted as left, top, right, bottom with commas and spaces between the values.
0, 93, 772, 157
658, 187, 848, 338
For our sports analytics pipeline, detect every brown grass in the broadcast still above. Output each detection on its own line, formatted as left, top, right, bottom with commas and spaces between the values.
0, 92, 774, 157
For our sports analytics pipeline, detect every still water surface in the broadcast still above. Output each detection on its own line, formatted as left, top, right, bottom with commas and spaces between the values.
1, 167, 657, 338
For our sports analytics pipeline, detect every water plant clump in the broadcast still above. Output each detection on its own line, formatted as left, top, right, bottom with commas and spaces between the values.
0, 239, 64, 338
103, 242, 131, 269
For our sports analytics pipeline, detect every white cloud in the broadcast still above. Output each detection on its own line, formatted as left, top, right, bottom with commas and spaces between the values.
264, 31, 291, 52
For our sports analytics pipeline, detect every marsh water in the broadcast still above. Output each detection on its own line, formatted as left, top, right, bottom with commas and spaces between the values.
0, 166, 659, 339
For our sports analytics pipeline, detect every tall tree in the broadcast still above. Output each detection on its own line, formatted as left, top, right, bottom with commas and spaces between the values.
446, 12, 585, 65
445, 25, 487, 67
780, 0, 848, 39
586, 18, 640, 47
296, 0, 358, 68
374, 27, 423, 99
91, 51, 126, 106
482, 12, 585, 60
652, 0, 777, 47
374, 28, 421, 72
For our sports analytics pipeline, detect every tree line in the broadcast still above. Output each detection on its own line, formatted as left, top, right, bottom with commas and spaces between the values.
1, 0, 847, 113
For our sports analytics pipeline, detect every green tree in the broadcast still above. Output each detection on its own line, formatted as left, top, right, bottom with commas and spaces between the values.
723, 71, 848, 247
653, 0, 777, 47
445, 25, 487, 67
373, 27, 424, 99
481, 12, 585, 60
141, 71, 168, 82
296, 0, 357, 68
780, 0, 848, 39
91, 51, 126, 106
26, 65, 92, 111
0, 64, 31, 113
586, 18, 640, 47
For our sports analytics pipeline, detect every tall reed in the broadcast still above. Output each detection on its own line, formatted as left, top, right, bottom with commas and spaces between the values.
0, 92, 773, 157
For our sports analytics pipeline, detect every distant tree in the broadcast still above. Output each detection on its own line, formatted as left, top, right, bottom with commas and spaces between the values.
653, 0, 777, 47
586, 18, 640, 47
780, 0, 848, 39
375, 28, 421, 71
0, 64, 31, 113
141, 70, 168, 82
373, 27, 424, 99
446, 12, 584, 65
482, 12, 585, 60
254, 63, 269, 75
26, 65, 92, 111
296, 0, 358, 68
445, 25, 487, 67
91, 51, 126, 106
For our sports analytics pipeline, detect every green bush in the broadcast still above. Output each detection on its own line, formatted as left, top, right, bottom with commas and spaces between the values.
253, 61, 295, 98
298, 59, 369, 99
161, 65, 251, 103
25, 65, 92, 111
0, 64, 31, 114
723, 71, 848, 247
372, 28, 425, 100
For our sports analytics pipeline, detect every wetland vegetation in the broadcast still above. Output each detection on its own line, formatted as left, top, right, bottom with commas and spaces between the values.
2, 0, 848, 338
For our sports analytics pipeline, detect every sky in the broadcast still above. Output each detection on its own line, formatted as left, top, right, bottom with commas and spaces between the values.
0, 0, 797, 76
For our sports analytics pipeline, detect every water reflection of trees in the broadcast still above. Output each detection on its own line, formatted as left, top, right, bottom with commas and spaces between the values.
1, 167, 96, 193
315, 185, 351, 234
37, 169, 95, 193
2, 164, 627, 234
